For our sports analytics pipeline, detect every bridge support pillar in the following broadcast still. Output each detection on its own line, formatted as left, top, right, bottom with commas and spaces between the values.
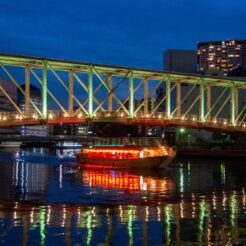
230, 82, 236, 126
69, 69, 74, 116
166, 77, 171, 119
25, 64, 31, 117
88, 65, 93, 117
129, 71, 134, 117
176, 80, 181, 118
144, 77, 148, 115
108, 74, 113, 111
206, 84, 211, 121
199, 79, 205, 122
42, 61, 48, 119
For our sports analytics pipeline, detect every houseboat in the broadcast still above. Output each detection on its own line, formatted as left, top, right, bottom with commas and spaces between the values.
76, 138, 176, 168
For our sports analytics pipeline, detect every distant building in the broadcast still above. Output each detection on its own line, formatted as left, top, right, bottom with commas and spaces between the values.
17, 84, 48, 136
0, 77, 17, 112
159, 49, 197, 114
0, 78, 18, 134
197, 39, 246, 76
164, 49, 197, 74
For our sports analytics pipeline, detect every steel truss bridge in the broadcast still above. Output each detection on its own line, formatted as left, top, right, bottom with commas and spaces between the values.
0, 53, 245, 132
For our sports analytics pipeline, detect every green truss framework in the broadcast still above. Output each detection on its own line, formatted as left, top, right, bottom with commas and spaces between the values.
0, 53, 245, 132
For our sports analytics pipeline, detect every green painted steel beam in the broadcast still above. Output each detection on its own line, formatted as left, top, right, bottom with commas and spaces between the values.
88, 65, 93, 117
0, 54, 245, 88
200, 78, 205, 122
231, 82, 236, 126
166, 76, 171, 119
42, 61, 48, 119
129, 71, 134, 118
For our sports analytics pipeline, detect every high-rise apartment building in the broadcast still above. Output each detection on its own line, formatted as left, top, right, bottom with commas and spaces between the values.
164, 49, 197, 74
197, 39, 246, 76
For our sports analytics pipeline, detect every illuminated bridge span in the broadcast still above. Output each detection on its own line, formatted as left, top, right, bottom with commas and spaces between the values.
0, 53, 245, 132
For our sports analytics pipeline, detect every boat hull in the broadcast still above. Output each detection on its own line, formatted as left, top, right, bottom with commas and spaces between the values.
76, 153, 176, 168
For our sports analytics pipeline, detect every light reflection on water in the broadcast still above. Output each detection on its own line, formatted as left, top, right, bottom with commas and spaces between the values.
0, 149, 245, 245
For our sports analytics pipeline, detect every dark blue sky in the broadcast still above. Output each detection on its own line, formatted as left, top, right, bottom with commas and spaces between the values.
1, 0, 246, 70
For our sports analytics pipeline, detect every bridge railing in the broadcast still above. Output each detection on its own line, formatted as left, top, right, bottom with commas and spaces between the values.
0, 110, 245, 130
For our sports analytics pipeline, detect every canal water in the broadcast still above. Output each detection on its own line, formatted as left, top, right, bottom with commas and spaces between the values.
0, 148, 245, 245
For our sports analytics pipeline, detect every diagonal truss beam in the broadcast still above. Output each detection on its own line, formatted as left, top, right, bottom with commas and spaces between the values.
212, 94, 231, 120
150, 83, 176, 116
73, 72, 105, 112
0, 63, 42, 117
171, 83, 198, 117
92, 67, 130, 115
48, 64, 88, 115
204, 87, 228, 120
31, 68, 67, 114
0, 85, 24, 116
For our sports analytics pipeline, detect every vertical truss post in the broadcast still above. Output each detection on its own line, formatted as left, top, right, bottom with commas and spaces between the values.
88, 65, 93, 117
176, 80, 181, 118
108, 74, 113, 111
206, 84, 211, 121
68, 69, 74, 116
129, 70, 134, 117
42, 61, 48, 119
235, 86, 238, 120
25, 64, 31, 117
199, 78, 205, 122
144, 77, 148, 115
166, 76, 171, 119
230, 82, 236, 126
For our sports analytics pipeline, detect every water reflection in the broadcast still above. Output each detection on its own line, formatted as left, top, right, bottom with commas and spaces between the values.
0, 153, 245, 245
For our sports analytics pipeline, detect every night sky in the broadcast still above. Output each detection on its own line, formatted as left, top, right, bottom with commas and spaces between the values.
1, 0, 246, 70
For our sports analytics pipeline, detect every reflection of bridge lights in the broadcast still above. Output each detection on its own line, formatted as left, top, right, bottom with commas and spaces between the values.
212, 192, 217, 210
180, 199, 184, 218
242, 188, 246, 209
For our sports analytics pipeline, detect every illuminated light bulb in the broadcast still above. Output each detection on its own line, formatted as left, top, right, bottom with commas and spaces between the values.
64, 113, 68, 117
243, 123, 246, 128
158, 114, 162, 119
3, 116, 7, 120
19, 116, 23, 120
192, 117, 196, 121
181, 116, 185, 120
78, 113, 82, 118
223, 120, 227, 125
48, 113, 53, 119
15, 115, 19, 119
